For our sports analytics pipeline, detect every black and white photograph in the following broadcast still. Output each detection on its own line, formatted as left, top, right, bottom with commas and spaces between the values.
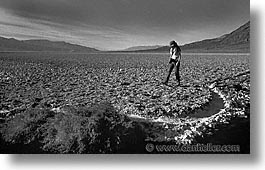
0, 0, 250, 154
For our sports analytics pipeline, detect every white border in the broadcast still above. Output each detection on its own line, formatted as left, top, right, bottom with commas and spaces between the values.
1, 0, 264, 170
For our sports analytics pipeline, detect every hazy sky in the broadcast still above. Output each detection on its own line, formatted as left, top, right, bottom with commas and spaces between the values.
0, 0, 249, 50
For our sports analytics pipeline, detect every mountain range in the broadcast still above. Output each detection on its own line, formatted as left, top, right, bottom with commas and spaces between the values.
0, 38, 98, 52
122, 45, 162, 51
128, 21, 250, 53
0, 21, 249, 53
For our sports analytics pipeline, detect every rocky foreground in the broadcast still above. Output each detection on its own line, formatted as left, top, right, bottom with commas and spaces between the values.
0, 53, 250, 153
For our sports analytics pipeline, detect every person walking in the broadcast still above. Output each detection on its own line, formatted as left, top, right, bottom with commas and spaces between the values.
163, 40, 182, 86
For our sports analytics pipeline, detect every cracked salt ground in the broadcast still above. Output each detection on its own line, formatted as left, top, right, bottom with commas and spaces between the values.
116, 82, 212, 118
0, 53, 250, 146
125, 82, 249, 144
128, 90, 223, 122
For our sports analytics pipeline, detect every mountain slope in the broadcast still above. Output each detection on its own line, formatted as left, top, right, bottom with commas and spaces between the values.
181, 21, 250, 52
0, 37, 99, 52
138, 21, 250, 53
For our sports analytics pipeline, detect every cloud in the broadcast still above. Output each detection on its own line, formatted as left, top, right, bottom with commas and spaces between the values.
0, 7, 136, 50
0, 0, 249, 50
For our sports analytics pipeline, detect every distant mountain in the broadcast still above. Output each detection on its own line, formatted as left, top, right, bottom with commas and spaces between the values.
1, 21, 249, 53
0, 37, 99, 52
137, 21, 250, 53
122, 45, 162, 51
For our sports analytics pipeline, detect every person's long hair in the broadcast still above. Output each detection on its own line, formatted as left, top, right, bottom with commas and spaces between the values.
176, 44, 181, 53
170, 41, 181, 53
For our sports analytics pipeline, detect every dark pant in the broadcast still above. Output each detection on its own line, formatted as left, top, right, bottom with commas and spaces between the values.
164, 61, 180, 84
